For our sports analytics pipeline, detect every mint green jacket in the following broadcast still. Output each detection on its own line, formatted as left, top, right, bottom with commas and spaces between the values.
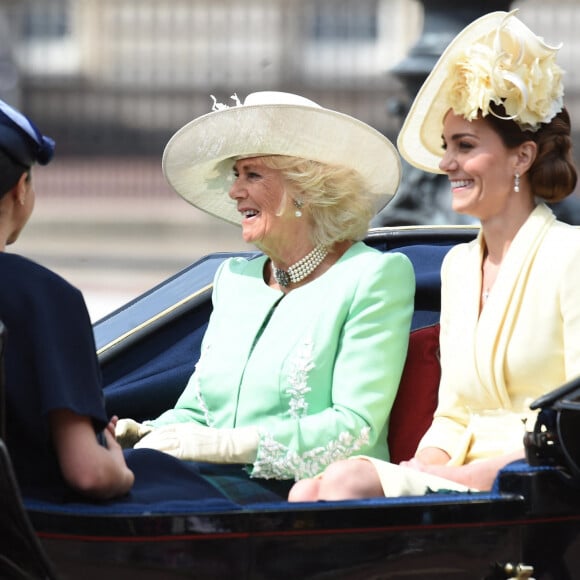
152, 241, 414, 479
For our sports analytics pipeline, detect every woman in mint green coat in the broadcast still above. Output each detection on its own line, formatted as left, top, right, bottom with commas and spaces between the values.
117, 91, 414, 487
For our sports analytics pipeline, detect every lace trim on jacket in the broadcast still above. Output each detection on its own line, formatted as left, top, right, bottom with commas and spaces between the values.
251, 427, 370, 480
286, 338, 314, 419
192, 344, 215, 427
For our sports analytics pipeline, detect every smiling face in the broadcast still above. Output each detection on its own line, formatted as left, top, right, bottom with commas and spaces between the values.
228, 157, 312, 261
438, 112, 520, 221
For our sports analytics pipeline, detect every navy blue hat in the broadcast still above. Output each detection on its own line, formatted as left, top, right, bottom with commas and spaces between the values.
0, 98, 55, 166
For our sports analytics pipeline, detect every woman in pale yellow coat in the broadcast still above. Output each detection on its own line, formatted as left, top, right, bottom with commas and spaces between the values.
288, 10, 580, 501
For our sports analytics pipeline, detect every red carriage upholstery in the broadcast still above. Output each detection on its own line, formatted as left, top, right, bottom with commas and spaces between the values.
388, 323, 441, 465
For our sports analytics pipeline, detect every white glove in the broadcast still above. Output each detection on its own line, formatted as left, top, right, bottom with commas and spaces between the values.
115, 418, 154, 449
134, 422, 259, 464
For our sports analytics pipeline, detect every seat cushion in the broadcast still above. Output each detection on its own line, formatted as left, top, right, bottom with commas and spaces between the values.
388, 323, 441, 464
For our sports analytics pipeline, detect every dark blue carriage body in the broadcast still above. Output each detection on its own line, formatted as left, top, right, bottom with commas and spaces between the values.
2, 226, 580, 579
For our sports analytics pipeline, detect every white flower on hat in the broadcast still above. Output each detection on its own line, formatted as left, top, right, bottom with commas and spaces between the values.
445, 11, 564, 131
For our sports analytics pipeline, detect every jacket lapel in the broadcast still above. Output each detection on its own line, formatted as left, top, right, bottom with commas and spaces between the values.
475, 204, 556, 407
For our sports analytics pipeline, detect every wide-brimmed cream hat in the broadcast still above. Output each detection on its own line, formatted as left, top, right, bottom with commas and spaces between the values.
397, 10, 564, 174
162, 91, 401, 225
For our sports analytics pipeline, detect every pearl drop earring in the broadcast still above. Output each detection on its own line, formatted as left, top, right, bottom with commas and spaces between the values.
293, 199, 303, 218
514, 172, 520, 193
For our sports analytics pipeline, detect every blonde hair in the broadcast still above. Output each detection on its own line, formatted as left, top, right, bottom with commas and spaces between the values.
260, 155, 374, 247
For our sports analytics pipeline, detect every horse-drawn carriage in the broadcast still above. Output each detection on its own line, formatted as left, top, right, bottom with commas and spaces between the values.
2, 225, 579, 579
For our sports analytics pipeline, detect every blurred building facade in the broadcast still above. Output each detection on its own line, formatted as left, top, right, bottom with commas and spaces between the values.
0, 0, 579, 203
1, 0, 421, 157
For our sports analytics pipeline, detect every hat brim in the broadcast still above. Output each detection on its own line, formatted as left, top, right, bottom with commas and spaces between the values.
162, 103, 401, 225
397, 11, 509, 174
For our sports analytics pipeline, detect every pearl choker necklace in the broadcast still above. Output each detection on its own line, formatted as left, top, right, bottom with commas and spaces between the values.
272, 245, 328, 288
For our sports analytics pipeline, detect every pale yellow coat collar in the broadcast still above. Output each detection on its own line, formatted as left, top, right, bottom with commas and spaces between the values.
470, 203, 555, 407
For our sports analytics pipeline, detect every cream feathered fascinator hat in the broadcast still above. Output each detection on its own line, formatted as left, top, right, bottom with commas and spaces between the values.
162, 91, 401, 225
397, 10, 565, 174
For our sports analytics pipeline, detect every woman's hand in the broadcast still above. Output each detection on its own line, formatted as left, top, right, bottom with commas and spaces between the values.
401, 448, 526, 491
135, 422, 259, 463
115, 417, 154, 448
105, 415, 119, 439
50, 409, 135, 499
408, 447, 450, 466
401, 459, 476, 488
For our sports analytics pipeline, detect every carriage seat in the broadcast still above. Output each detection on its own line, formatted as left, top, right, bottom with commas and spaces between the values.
388, 323, 440, 464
